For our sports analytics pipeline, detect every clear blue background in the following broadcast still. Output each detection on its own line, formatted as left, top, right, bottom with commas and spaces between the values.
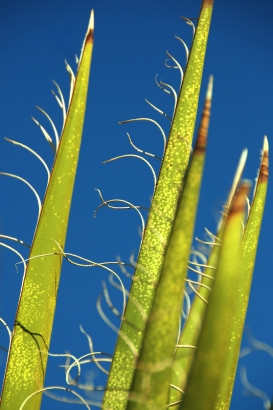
0, 0, 273, 409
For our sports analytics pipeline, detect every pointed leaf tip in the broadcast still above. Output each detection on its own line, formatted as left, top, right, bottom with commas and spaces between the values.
90, 10, 94, 31
206, 75, 213, 100
77, 10, 94, 70
263, 135, 269, 153
229, 180, 251, 217
227, 149, 248, 206
241, 148, 248, 164
85, 10, 94, 43
195, 75, 213, 152
258, 136, 269, 183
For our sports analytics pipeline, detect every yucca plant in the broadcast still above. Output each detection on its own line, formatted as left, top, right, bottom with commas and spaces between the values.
0, 1, 271, 409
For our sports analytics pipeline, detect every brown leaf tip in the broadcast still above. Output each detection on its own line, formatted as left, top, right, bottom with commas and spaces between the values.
258, 135, 269, 183
77, 10, 94, 68
86, 10, 94, 44
203, 0, 214, 7
229, 180, 251, 217
195, 75, 213, 152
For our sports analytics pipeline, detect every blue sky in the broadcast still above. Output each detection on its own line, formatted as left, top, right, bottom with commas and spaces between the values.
0, 0, 273, 409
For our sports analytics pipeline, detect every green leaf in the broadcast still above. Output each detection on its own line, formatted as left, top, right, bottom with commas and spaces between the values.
126, 76, 213, 410
170, 147, 248, 406
0, 12, 94, 410
103, 2, 214, 408
214, 136, 269, 409
180, 181, 251, 410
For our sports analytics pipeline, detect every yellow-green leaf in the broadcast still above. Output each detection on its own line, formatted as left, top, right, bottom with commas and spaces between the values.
0, 11, 94, 410
214, 136, 269, 409
126, 75, 212, 410
180, 181, 250, 410
170, 147, 248, 406
103, 2, 214, 408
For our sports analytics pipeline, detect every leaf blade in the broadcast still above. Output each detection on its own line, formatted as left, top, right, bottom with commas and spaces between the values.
103, 2, 214, 408
127, 76, 212, 410
214, 136, 269, 409
180, 181, 250, 410
170, 147, 248, 406
0, 12, 94, 410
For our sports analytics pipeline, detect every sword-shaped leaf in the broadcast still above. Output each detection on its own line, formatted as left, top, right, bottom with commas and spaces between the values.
0, 11, 94, 410
214, 136, 269, 409
126, 76, 212, 410
103, 1, 214, 408
180, 180, 251, 410
170, 148, 248, 406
